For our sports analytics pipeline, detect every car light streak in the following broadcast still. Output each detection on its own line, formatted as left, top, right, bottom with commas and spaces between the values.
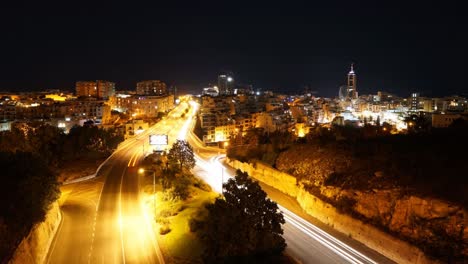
280, 205, 378, 264
127, 152, 137, 167
132, 152, 140, 167
204, 153, 378, 264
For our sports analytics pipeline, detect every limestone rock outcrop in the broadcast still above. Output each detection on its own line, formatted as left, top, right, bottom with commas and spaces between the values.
228, 158, 467, 263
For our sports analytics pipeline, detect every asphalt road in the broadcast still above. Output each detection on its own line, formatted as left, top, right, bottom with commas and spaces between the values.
47, 103, 190, 264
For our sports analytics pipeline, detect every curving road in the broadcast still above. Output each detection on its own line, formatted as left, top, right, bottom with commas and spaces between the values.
47, 103, 191, 264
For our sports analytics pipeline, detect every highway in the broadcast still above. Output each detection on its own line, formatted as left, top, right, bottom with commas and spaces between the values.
47, 100, 393, 264
47, 103, 191, 264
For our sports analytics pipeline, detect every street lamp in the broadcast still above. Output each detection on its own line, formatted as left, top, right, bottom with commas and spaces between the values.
139, 168, 156, 214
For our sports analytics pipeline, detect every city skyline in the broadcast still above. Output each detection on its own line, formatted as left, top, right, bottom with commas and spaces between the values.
2, 2, 467, 263
2, 2, 467, 96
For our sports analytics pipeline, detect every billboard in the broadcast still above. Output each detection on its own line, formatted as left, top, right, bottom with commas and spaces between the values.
149, 134, 168, 146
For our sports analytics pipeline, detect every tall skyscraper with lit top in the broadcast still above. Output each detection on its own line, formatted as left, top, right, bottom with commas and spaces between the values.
218, 73, 234, 95
347, 64, 358, 99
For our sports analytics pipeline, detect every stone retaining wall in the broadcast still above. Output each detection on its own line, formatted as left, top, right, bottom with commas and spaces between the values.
228, 159, 438, 264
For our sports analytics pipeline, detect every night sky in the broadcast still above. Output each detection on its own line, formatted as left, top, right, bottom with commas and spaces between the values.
1, 1, 467, 97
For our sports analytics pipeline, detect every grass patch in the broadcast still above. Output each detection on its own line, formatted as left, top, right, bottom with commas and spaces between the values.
150, 183, 217, 262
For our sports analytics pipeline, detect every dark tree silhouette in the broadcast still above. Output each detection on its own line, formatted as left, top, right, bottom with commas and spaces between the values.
167, 139, 195, 171
0, 152, 60, 261
199, 170, 286, 263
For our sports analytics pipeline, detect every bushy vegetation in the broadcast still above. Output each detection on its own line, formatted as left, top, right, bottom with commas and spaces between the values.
168, 139, 196, 171
193, 170, 286, 264
228, 129, 294, 166
229, 120, 468, 206
0, 123, 123, 168
228, 120, 468, 262
142, 147, 217, 262
0, 152, 60, 261
280, 121, 468, 206
0, 123, 123, 261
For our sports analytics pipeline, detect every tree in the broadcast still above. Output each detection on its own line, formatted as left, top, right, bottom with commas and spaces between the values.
198, 170, 286, 263
0, 152, 61, 262
28, 124, 65, 166
0, 152, 60, 226
167, 139, 195, 171
404, 114, 430, 133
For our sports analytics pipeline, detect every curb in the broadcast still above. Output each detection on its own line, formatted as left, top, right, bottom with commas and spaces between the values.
62, 149, 118, 185
43, 204, 63, 264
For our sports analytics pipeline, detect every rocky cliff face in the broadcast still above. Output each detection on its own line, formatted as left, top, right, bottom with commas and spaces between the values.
274, 144, 467, 261
319, 186, 467, 261
229, 157, 467, 263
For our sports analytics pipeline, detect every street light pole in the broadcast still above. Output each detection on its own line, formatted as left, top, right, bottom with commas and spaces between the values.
152, 170, 155, 213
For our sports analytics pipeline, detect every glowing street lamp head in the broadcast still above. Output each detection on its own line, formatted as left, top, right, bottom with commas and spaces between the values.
227, 77, 233, 82
138, 168, 145, 174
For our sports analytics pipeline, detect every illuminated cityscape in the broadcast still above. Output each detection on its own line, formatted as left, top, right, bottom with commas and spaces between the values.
1, 2, 467, 264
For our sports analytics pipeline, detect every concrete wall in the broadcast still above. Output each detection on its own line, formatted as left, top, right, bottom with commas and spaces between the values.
228, 159, 438, 264
8, 202, 61, 264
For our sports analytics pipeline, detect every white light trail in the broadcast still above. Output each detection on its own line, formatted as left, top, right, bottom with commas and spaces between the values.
204, 153, 378, 264
280, 205, 378, 264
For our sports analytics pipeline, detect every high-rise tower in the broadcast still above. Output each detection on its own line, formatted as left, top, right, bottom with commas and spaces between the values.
218, 73, 234, 95
136, 80, 167, 95
76, 80, 115, 99
347, 64, 357, 99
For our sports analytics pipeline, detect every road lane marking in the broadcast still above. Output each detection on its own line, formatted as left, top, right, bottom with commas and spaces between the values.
127, 153, 134, 167
88, 179, 106, 264
119, 167, 127, 264
127, 152, 137, 167
132, 151, 140, 167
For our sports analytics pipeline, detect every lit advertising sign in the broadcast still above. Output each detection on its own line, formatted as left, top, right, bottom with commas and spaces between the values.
149, 134, 168, 146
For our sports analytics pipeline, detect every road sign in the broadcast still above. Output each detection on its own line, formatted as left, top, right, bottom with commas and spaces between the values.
149, 134, 168, 146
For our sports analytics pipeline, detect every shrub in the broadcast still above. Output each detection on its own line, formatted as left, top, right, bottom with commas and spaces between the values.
156, 217, 169, 225
158, 208, 178, 218
159, 225, 171, 235
173, 178, 191, 200
193, 178, 212, 192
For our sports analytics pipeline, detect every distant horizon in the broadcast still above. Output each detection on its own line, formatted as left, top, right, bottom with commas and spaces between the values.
1, 81, 467, 99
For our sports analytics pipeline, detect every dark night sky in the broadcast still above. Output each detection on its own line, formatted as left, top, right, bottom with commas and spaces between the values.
1, 1, 467, 97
